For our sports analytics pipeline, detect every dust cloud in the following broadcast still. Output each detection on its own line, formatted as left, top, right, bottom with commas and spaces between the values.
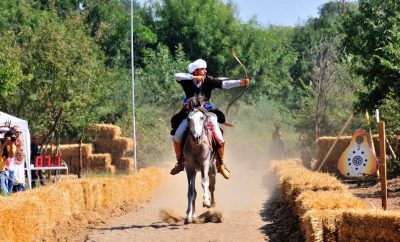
152, 115, 279, 218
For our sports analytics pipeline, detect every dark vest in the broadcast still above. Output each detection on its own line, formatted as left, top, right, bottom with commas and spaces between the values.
177, 75, 223, 101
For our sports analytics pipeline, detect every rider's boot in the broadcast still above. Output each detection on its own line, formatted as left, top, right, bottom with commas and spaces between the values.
170, 142, 184, 175
217, 142, 230, 179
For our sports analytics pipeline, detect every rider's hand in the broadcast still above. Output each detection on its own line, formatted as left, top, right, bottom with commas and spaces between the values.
240, 78, 250, 86
193, 75, 205, 84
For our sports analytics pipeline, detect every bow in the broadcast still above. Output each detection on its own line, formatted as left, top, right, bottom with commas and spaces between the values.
225, 48, 248, 115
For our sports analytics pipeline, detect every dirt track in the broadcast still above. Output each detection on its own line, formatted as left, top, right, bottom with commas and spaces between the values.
86, 157, 275, 242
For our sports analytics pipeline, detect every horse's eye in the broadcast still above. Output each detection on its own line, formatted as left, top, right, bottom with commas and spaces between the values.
200, 116, 205, 120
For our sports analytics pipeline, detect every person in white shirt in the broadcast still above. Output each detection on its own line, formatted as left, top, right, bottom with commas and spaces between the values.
170, 59, 250, 179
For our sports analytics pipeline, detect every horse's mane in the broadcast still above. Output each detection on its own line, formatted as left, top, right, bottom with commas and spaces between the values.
187, 96, 208, 114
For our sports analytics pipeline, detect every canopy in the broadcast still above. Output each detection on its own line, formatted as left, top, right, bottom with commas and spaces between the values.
0, 111, 31, 188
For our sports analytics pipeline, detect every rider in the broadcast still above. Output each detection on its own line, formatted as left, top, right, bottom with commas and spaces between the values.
170, 59, 250, 179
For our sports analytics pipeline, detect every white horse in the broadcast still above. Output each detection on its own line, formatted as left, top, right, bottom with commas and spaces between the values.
183, 108, 217, 224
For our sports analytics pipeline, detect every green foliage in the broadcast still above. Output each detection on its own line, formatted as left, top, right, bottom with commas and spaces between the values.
0, 33, 28, 110
0, 0, 389, 169
155, 0, 238, 74
342, 0, 400, 109
290, 1, 362, 143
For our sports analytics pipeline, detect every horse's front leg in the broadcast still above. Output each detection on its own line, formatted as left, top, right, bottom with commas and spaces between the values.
209, 171, 216, 208
201, 161, 211, 208
185, 169, 197, 224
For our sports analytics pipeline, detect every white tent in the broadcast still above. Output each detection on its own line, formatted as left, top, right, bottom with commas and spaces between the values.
0, 111, 31, 188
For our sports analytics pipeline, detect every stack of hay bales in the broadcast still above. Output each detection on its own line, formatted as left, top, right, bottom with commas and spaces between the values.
58, 144, 115, 174
91, 124, 135, 174
0, 167, 163, 241
315, 136, 352, 174
272, 160, 368, 241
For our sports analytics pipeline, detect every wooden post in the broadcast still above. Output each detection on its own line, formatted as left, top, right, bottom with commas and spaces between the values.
365, 111, 376, 155
378, 121, 387, 210
316, 113, 354, 171
78, 137, 83, 179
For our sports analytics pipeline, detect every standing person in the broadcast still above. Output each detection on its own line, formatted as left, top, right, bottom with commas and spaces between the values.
12, 126, 24, 150
3, 130, 17, 193
0, 127, 9, 195
13, 149, 25, 192
30, 135, 45, 188
271, 125, 285, 160
170, 59, 250, 178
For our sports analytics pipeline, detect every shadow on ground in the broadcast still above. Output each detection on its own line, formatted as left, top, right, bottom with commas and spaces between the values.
259, 189, 305, 242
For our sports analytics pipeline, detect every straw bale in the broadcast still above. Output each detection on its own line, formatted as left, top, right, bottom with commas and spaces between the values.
62, 156, 90, 174
279, 168, 347, 201
115, 157, 135, 174
105, 165, 116, 174
0, 194, 45, 242
301, 210, 341, 242
81, 180, 105, 210
295, 190, 367, 217
59, 143, 93, 157
92, 124, 122, 139
88, 153, 112, 167
109, 137, 133, 158
316, 136, 351, 173
0, 167, 163, 241
338, 209, 400, 241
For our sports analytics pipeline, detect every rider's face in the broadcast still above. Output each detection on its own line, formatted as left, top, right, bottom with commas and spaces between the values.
194, 68, 207, 76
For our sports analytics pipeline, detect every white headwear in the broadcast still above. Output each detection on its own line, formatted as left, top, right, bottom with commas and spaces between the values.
188, 59, 207, 74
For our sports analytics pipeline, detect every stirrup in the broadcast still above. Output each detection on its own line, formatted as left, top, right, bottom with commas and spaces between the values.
170, 162, 184, 175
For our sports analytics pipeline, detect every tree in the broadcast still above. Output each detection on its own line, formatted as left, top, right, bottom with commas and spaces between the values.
291, 1, 360, 141
154, 0, 238, 74
342, 0, 400, 109
16, 13, 110, 143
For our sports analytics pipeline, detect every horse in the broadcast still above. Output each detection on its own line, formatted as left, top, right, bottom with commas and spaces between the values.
183, 107, 217, 224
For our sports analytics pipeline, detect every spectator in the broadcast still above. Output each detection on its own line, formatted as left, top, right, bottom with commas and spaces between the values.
270, 125, 286, 160
30, 135, 45, 188
299, 134, 312, 169
12, 126, 24, 150
4, 129, 17, 193
13, 149, 25, 192
0, 127, 9, 195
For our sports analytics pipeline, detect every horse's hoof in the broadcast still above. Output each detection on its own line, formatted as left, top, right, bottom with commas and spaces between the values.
211, 201, 216, 208
185, 217, 193, 224
203, 201, 211, 208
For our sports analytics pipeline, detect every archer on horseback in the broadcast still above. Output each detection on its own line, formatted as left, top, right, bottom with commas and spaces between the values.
170, 59, 250, 179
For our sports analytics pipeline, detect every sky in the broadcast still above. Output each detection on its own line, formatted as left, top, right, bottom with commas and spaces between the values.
222, 0, 331, 26
137, 0, 335, 27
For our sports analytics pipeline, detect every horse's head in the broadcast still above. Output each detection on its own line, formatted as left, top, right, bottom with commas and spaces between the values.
187, 108, 207, 145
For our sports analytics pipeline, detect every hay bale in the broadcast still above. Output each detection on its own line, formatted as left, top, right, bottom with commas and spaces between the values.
0, 167, 163, 241
316, 136, 351, 173
88, 154, 112, 167
59, 144, 93, 157
115, 157, 135, 174
276, 164, 347, 201
105, 165, 116, 174
302, 210, 341, 242
295, 190, 367, 217
338, 209, 400, 241
91, 124, 122, 139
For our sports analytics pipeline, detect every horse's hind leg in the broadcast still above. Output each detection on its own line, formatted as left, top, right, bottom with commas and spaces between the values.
209, 173, 216, 208
185, 169, 197, 224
